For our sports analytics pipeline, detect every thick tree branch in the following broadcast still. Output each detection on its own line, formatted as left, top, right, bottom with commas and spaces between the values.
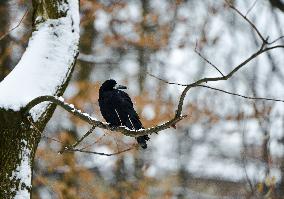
23, 96, 186, 138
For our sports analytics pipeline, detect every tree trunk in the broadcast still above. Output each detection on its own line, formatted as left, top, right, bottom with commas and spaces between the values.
0, 0, 79, 198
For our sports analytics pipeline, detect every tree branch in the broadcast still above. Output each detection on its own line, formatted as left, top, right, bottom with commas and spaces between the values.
198, 85, 284, 103
63, 146, 135, 156
0, 9, 29, 41
70, 125, 96, 148
225, 0, 267, 44
23, 96, 186, 138
174, 45, 284, 117
147, 73, 284, 103
27, 113, 136, 156
245, 0, 259, 17
194, 42, 225, 77
226, 0, 284, 45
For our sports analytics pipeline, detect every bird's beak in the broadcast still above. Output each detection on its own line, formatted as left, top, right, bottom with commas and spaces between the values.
115, 84, 127, 89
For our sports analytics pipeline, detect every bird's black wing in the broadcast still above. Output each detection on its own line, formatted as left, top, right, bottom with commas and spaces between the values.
114, 90, 150, 149
112, 90, 143, 130
99, 89, 149, 149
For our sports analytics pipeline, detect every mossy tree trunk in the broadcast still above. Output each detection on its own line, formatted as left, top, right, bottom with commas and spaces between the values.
0, 0, 79, 198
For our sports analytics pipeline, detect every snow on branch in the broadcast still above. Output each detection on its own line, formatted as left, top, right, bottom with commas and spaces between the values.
23, 95, 186, 138
0, 0, 79, 120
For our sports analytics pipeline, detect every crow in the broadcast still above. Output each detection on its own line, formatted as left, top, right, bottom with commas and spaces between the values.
98, 79, 150, 149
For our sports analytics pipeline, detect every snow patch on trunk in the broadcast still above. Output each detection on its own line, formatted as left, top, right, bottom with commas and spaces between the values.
0, 0, 79, 120
10, 140, 32, 199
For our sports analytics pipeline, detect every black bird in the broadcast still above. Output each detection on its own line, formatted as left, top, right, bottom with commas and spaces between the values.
98, 79, 150, 149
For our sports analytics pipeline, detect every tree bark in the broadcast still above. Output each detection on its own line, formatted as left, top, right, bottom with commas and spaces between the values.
0, 0, 79, 198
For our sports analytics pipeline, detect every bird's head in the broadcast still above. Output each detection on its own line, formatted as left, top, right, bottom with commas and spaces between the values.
99, 79, 127, 92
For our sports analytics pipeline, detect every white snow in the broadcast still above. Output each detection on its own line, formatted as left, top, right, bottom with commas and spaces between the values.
0, 0, 79, 120
57, 96, 65, 102
10, 140, 31, 199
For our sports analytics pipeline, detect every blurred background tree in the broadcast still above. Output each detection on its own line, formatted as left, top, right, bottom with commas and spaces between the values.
1, 0, 284, 198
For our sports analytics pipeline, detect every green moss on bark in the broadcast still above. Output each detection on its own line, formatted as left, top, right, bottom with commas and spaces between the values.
0, 0, 78, 198
32, 0, 68, 24
0, 109, 40, 198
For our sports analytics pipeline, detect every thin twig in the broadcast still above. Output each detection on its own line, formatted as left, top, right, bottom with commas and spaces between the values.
27, 111, 134, 156
64, 146, 135, 156
146, 71, 187, 86
268, 36, 284, 45
70, 125, 96, 149
0, 9, 29, 41
194, 42, 225, 77
80, 133, 106, 150
27, 115, 65, 144
42, 135, 64, 144
245, 0, 259, 17
198, 85, 284, 103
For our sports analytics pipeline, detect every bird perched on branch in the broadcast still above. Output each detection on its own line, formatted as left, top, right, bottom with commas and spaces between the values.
98, 79, 150, 149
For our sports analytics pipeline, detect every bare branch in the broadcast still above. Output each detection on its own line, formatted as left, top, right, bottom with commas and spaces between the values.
245, 0, 259, 17
225, 0, 267, 44
71, 125, 96, 148
175, 45, 284, 116
147, 72, 284, 103
0, 9, 29, 41
146, 71, 187, 86
27, 112, 134, 156
80, 134, 106, 150
42, 135, 63, 144
198, 85, 284, 103
63, 146, 135, 156
194, 42, 225, 77
268, 35, 284, 45
190, 45, 283, 85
